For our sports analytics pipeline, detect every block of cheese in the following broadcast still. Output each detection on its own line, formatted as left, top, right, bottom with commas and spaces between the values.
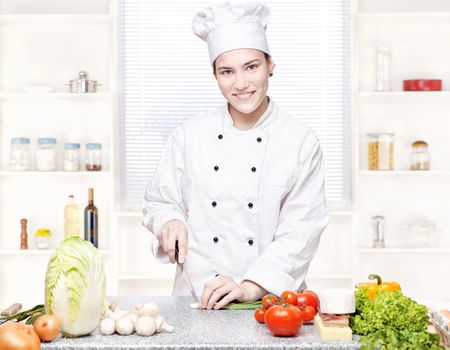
314, 314, 352, 341
317, 288, 355, 314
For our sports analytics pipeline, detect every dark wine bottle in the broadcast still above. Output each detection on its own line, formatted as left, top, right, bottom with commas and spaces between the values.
84, 188, 98, 247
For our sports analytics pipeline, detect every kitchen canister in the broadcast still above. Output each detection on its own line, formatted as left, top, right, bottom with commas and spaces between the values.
9, 137, 31, 171
367, 133, 395, 170
36, 138, 57, 171
64, 143, 81, 171
86, 143, 102, 171
410, 140, 430, 170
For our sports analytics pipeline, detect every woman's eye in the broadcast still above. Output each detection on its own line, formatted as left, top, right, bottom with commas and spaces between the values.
221, 70, 233, 75
247, 64, 258, 70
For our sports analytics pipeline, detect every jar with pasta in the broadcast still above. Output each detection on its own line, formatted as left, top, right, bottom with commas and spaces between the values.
367, 133, 394, 170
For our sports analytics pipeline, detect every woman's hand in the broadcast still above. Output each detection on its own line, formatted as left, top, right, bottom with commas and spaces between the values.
158, 219, 187, 263
201, 275, 267, 310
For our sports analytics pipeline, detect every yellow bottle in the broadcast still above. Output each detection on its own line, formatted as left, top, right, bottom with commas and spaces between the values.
64, 195, 80, 238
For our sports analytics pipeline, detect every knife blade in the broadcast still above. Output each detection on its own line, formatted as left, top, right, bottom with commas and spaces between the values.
175, 241, 201, 305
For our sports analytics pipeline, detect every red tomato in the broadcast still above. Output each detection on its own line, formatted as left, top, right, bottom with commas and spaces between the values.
297, 291, 319, 312
262, 294, 279, 309
264, 304, 303, 337
298, 305, 316, 323
253, 308, 266, 324
280, 290, 298, 306
303, 290, 319, 300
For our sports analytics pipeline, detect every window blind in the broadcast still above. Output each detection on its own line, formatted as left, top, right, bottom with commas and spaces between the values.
118, 0, 351, 211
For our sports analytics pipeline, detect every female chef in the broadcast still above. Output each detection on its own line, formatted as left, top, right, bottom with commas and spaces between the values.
143, 2, 329, 310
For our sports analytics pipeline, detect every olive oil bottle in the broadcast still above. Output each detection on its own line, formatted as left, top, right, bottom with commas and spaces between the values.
84, 188, 98, 247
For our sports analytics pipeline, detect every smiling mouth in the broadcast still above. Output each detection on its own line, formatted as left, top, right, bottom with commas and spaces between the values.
233, 91, 255, 101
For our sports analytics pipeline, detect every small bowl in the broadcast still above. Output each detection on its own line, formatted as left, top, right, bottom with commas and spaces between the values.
403, 79, 442, 91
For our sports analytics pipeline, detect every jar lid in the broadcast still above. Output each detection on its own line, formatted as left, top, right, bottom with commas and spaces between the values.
412, 140, 428, 148
64, 143, 81, 150
11, 137, 30, 144
38, 138, 57, 145
35, 228, 51, 236
86, 143, 102, 150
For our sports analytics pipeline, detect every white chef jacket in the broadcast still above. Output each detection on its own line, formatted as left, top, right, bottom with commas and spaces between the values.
143, 98, 329, 297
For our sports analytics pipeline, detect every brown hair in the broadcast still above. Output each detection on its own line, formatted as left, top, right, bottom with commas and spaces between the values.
213, 52, 273, 76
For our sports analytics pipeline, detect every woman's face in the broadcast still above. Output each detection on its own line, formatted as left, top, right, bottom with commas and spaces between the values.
214, 49, 273, 117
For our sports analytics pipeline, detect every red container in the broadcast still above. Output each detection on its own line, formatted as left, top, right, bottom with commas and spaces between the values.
403, 79, 442, 91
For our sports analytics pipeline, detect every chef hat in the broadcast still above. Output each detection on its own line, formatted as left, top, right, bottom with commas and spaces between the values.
192, 2, 271, 63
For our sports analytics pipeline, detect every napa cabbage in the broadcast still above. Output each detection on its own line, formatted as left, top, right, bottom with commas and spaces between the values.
44, 236, 106, 337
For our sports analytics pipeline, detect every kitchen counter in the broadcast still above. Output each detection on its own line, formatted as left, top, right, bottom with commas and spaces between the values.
41, 296, 360, 350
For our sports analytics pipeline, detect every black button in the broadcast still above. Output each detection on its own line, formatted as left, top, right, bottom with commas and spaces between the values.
248, 239, 254, 246
212, 201, 217, 207
248, 202, 253, 208
218, 134, 223, 139
251, 167, 256, 172
214, 165, 219, 171
256, 137, 262, 142
213, 236, 219, 243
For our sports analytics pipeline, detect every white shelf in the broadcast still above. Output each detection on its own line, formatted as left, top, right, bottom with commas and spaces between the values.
358, 91, 450, 98
0, 171, 111, 177
0, 92, 112, 99
359, 170, 450, 176
360, 248, 450, 254
0, 249, 111, 256
0, 14, 111, 24
358, 12, 450, 21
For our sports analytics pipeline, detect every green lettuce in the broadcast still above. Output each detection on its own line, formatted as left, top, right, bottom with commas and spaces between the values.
350, 288, 444, 350
45, 236, 106, 337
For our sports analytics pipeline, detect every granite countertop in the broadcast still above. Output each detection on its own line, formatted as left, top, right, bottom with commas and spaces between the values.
42, 296, 360, 350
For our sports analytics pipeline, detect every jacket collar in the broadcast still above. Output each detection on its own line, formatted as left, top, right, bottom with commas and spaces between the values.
222, 97, 278, 131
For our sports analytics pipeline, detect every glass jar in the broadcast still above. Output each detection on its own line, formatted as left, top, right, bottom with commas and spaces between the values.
367, 133, 394, 170
410, 140, 430, 170
375, 45, 391, 92
406, 217, 438, 248
35, 228, 51, 249
86, 143, 102, 171
9, 137, 31, 171
36, 138, 57, 171
64, 143, 81, 171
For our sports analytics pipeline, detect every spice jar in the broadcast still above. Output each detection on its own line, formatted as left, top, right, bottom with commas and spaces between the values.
86, 143, 102, 171
35, 228, 51, 249
367, 133, 394, 170
36, 138, 57, 171
9, 137, 31, 171
64, 143, 81, 171
410, 140, 430, 170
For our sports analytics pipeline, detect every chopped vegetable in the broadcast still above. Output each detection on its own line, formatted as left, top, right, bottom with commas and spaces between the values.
350, 288, 444, 349
221, 301, 262, 310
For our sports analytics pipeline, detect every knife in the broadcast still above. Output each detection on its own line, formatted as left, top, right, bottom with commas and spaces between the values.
175, 240, 201, 305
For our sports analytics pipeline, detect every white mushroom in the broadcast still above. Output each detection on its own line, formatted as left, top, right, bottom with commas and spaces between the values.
116, 316, 134, 335
155, 315, 174, 333
110, 309, 126, 321
99, 317, 116, 335
138, 302, 160, 318
135, 316, 157, 336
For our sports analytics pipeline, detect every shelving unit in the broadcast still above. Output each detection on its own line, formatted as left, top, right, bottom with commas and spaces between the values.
354, 0, 450, 301
0, 0, 116, 307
